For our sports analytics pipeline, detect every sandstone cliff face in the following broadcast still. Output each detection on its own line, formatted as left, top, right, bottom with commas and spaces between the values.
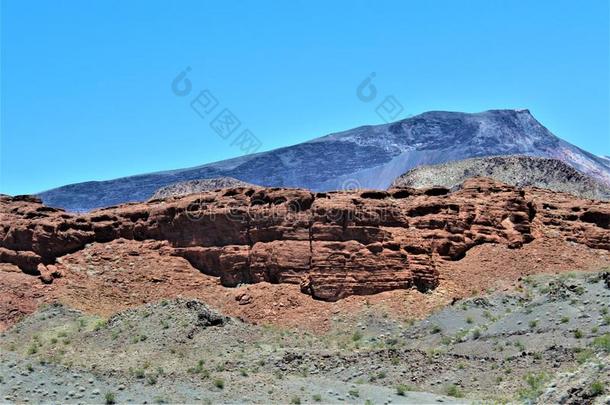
2, 178, 609, 301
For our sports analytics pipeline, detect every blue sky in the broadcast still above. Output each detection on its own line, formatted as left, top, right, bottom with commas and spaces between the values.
1, 0, 609, 195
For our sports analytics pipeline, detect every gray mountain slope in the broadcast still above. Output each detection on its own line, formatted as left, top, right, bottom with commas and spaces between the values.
38, 109, 610, 211
391, 155, 610, 200
149, 177, 256, 200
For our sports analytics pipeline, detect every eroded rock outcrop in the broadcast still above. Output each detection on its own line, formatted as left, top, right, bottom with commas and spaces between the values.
1, 178, 609, 301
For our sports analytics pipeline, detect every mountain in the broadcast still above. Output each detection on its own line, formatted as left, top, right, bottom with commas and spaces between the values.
38, 109, 610, 211
149, 177, 257, 200
391, 155, 610, 200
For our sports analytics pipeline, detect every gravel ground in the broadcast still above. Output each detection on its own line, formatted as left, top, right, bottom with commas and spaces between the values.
1, 271, 609, 404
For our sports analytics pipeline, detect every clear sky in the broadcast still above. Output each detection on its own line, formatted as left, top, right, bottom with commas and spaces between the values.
1, 0, 609, 195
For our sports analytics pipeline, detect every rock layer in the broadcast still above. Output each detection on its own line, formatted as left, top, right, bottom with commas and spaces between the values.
2, 178, 609, 301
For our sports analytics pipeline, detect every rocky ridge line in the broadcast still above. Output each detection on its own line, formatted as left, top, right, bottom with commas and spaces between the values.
391, 155, 610, 200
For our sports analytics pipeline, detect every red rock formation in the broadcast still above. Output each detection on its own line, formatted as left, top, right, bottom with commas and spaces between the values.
1, 178, 608, 301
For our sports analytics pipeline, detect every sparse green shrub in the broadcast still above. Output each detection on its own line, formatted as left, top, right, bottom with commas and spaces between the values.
26, 343, 38, 355
592, 326, 599, 333
576, 349, 593, 364
431, 325, 442, 334
445, 384, 464, 398
214, 378, 224, 389
466, 316, 473, 324
348, 389, 359, 397
453, 330, 468, 342
574, 329, 584, 339
147, 374, 157, 385
104, 392, 116, 405
94, 320, 107, 331
312, 394, 322, 402
560, 316, 570, 323
240, 368, 248, 377
396, 384, 412, 396
519, 372, 548, 401
590, 380, 605, 396
189, 359, 205, 374
134, 368, 145, 379
472, 328, 481, 339
290, 396, 301, 404
26, 364, 34, 372
352, 331, 362, 342
592, 333, 610, 352
529, 320, 538, 328
483, 311, 497, 321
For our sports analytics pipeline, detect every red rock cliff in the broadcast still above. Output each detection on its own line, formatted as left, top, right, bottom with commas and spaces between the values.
1, 178, 608, 301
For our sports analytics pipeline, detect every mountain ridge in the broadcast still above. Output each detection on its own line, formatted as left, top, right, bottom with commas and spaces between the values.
38, 109, 610, 211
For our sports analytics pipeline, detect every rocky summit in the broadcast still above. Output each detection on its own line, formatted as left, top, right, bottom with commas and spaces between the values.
38, 109, 610, 211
